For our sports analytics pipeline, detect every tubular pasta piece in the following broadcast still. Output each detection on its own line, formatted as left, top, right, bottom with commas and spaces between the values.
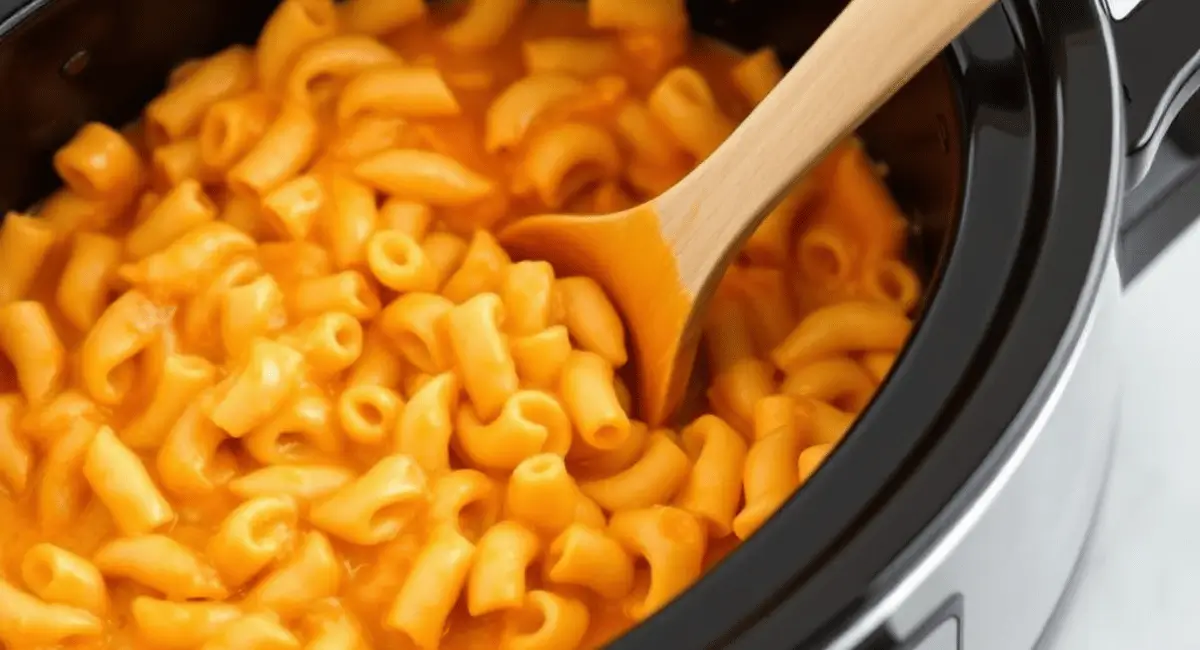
339, 0, 426, 36
248, 531, 341, 617
229, 465, 357, 503
578, 431, 689, 512
771, 301, 912, 372
442, 0, 526, 51
394, 373, 460, 476
446, 293, 519, 421
131, 598, 241, 650
672, 415, 747, 537
21, 543, 107, 615
355, 149, 496, 206
486, 74, 584, 152
467, 520, 540, 615
501, 590, 590, 650
0, 579, 102, 647
145, 46, 255, 143
384, 523, 476, 648
647, 66, 735, 159
0, 302, 65, 406
83, 426, 174, 535
93, 535, 227, 600
310, 454, 430, 545
285, 35, 401, 108
608, 506, 705, 621
519, 121, 621, 209
522, 38, 622, 78
457, 390, 572, 471
206, 496, 299, 588
544, 523, 634, 599
338, 66, 461, 124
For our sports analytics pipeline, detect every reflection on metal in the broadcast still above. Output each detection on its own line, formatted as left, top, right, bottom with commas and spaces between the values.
1106, 0, 1150, 21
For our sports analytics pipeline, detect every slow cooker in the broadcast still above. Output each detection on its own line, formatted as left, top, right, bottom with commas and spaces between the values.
0, 0, 1197, 648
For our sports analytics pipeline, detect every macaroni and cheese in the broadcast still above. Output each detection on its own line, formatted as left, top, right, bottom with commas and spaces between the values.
0, 0, 919, 648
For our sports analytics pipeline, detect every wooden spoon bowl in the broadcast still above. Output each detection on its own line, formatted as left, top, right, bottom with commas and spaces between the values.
501, 0, 997, 425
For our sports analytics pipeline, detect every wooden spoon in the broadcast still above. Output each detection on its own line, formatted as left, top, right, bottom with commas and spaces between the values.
500, 0, 997, 426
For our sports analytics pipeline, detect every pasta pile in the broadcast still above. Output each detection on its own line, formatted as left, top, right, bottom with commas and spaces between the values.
0, 0, 920, 648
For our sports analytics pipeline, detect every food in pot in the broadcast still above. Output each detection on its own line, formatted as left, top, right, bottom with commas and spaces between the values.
0, 0, 919, 647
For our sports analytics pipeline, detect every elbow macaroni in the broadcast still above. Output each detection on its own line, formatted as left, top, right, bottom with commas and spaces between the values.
0, 2, 921, 647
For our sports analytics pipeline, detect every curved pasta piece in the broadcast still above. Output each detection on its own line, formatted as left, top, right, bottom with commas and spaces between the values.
519, 121, 621, 209
588, 0, 687, 30
290, 270, 382, 321
568, 419, 649, 480
859, 351, 897, 383
861, 258, 923, 313
207, 339, 307, 438
486, 74, 584, 152
385, 524, 476, 649
0, 395, 30, 494
511, 325, 572, 389
394, 373, 460, 476
507, 454, 605, 534
560, 351, 632, 451
228, 465, 356, 503
206, 496, 299, 588
446, 293, 519, 420
338, 384, 403, 445
355, 149, 496, 206
244, 384, 342, 465
285, 35, 401, 107
202, 611, 300, 650
281, 312, 364, 376
795, 397, 856, 446
429, 469, 501, 543
123, 353, 216, 449
578, 431, 689, 512
261, 174, 325, 242
79, 290, 174, 406
93, 535, 228, 600
226, 103, 320, 197
338, 66, 461, 124
0, 213, 55, 306
145, 46, 255, 144
442, 0, 525, 51
248, 531, 341, 617
672, 416, 747, 537
795, 224, 859, 287
781, 356, 877, 413
257, 0, 340, 91
730, 47, 784, 105
53, 122, 143, 202
467, 520, 540, 615
442, 230, 512, 304
83, 426, 175, 535
198, 91, 275, 172
339, 0, 426, 36
771, 301, 912, 373
36, 422, 96, 534
502, 590, 590, 650
457, 390, 572, 471
309, 454, 430, 545
522, 38, 622, 78
156, 403, 238, 497
556, 276, 627, 367
500, 260, 556, 337
0, 579, 102, 648
304, 599, 370, 650
544, 524, 634, 599
21, 543, 107, 615
608, 506, 705, 621
647, 66, 735, 159
131, 598, 241, 650
367, 229, 439, 292
798, 443, 834, 484
119, 222, 257, 299
0, 302, 66, 406
379, 293, 456, 373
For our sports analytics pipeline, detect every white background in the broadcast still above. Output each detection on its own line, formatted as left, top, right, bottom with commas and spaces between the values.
1040, 221, 1200, 649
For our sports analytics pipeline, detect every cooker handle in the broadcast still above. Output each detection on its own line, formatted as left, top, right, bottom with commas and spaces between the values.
1112, 0, 1200, 282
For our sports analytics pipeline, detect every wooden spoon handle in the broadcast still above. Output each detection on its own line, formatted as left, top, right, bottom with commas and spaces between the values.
658, 0, 996, 294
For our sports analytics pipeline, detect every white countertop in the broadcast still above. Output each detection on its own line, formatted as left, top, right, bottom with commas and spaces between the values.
1040, 221, 1200, 649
